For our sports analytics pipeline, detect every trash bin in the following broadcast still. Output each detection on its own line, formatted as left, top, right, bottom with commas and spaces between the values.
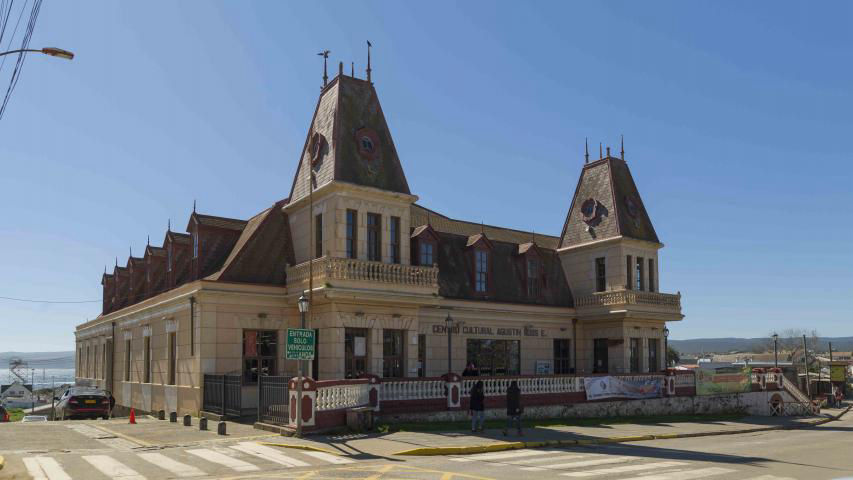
346, 406, 374, 432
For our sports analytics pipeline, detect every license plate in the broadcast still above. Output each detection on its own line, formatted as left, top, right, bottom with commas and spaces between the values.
84, 399, 96, 404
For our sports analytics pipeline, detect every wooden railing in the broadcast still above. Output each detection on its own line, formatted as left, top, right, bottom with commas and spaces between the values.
287, 256, 439, 288
576, 289, 681, 309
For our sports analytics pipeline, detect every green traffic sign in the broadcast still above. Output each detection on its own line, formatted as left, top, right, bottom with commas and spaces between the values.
286, 328, 316, 360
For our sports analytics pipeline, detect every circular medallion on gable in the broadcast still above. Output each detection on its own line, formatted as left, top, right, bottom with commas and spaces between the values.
310, 132, 326, 170
355, 127, 381, 176
581, 198, 602, 225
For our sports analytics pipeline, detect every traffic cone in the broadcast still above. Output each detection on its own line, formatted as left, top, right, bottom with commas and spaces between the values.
129, 408, 136, 424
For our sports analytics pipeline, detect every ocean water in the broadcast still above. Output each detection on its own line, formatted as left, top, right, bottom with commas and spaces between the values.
4, 368, 76, 389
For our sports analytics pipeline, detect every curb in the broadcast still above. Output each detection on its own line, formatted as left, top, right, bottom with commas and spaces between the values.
261, 442, 342, 455
393, 406, 851, 456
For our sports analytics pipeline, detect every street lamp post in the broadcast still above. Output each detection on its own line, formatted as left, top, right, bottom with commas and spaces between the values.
0, 47, 74, 59
296, 293, 309, 438
772, 333, 779, 368
445, 314, 453, 374
663, 327, 670, 368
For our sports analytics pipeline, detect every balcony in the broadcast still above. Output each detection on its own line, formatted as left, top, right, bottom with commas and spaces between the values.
286, 256, 439, 297
576, 288, 683, 320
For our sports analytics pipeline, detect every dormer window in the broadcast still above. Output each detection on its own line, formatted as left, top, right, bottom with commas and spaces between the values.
526, 258, 539, 297
475, 250, 489, 293
411, 224, 440, 267
420, 242, 434, 266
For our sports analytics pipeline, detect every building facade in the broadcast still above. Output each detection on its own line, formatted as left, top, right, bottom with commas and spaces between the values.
75, 71, 683, 415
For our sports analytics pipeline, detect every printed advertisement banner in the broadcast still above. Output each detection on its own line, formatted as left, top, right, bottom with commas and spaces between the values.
696, 368, 751, 396
830, 365, 847, 382
584, 376, 662, 401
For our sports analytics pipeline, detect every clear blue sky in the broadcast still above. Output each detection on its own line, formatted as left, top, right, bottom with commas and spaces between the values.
1, 1, 851, 352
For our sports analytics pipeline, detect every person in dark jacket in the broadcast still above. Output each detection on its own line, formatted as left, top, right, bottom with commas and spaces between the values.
503, 380, 522, 436
462, 363, 479, 377
469, 380, 485, 432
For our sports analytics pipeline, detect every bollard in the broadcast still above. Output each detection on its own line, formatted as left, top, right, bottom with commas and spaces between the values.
158, 410, 165, 420
169, 412, 177, 423
199, 417, 208, 431
217, 421, 227, 436
183, 414, 191, 427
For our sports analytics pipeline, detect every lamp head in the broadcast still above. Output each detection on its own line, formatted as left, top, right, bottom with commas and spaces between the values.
772, 333, 779, 341
297, 293, 308, 313
663, 327, 670, 338
41, 47, 74, 60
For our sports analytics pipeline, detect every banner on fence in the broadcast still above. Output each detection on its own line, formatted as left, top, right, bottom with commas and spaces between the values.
695, 368, 751, 395
584, 376, 662, 400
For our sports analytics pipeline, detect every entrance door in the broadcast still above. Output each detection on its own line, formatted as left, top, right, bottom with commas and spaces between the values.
593, 338, 609, 373
382, 329, 404, 378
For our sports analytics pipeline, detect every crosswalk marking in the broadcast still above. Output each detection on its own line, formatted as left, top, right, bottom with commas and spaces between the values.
22, 457, 71, 480
302, 451, 355, 464
520, 456, 633, 471
138, 452, 206, 477
82, 455, 146, 480
509, 454, 587, 465
561, 461, 688, 477
450, 449, 557, 462
187, 448, 260, 472
229, 442, 310, 467
620, 467, 737, 480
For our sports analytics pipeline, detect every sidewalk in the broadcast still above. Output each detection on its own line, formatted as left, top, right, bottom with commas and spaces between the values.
262, 405, 851, 458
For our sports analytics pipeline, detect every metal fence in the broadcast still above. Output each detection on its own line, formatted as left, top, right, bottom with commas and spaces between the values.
258, 375, 290, 425
203, 374, 242, 417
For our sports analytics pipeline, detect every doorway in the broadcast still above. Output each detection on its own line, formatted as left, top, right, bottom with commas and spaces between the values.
593, 338, 609, 373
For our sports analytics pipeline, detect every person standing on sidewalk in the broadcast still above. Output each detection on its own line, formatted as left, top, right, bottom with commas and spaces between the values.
469, 380, 485, 433
503, 380, 523, 436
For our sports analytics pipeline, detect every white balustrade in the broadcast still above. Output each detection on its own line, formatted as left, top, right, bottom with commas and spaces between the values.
673, 374, 696, 387
576, 289, 681, 310
381, 380, 445, 401
287, 256, 439, 288
316, 383, 369, 411
461, 376, 585, 397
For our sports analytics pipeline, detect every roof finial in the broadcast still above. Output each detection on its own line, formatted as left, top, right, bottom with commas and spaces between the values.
193, 199, 196, 213
606, 146, 611, 158
481, 221, 485, 234
599, 143, 603, 159
366, 40, 372, 84
351, 62, 354, 77
584, 138, 589, 164
338, 61, 343, 77
620, 134, 625, 161
130, 246, 132, 258
168, 219, 171, 232
147, 235, 150, 246
104, 265, 107, 275
317, 50, 330, 88
115, 257, 118, 267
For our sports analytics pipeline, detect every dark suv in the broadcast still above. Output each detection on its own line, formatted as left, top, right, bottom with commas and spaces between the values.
53, 387, 110, 420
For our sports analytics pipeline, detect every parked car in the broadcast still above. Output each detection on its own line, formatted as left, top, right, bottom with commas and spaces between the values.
0, 405, 8, 422
53, 387, 110, 420
21, 415, 48, 422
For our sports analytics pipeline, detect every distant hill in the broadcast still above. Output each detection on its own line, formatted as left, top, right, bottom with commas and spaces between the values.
0, 351, 74, 369
670, 337, 853, 355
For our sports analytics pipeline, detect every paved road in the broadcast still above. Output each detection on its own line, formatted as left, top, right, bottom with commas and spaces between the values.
1, 412, 851, 479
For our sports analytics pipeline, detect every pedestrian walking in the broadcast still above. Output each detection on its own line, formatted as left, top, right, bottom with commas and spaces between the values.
503, 380, 523, 436
469, 380, 485, 433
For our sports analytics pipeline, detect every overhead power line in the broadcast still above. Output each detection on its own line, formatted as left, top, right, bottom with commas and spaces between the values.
0, 295, 100, 304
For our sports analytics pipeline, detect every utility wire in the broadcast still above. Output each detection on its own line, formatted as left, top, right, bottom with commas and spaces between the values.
0, 0, 41, 120
0, 295, 100, 304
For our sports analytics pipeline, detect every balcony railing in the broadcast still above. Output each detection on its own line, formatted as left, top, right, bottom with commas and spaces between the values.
576, 289, 681, 310
286, 256, 439, 290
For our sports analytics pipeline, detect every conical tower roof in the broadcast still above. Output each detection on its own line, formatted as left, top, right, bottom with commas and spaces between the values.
289, 74, 411, 202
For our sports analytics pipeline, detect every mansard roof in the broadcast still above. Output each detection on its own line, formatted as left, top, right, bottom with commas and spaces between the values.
187, 212, 248, 232
411, 204, 560, 249
559, 156, 659, 248
410, 205, 572, 307
289, 74, 411, 203
206, 199, 294, 284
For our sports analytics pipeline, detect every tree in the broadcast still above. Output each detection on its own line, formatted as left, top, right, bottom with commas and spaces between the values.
667, 345, 680, 367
